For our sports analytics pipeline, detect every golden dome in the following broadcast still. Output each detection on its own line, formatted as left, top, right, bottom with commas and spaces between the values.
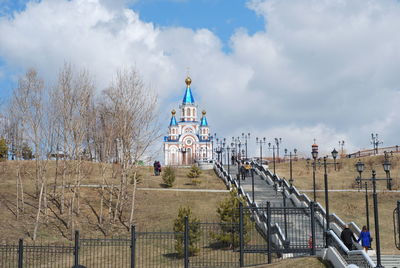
202, 110, 206, 115
171, 109, 176, 115
185, 76, 192, 86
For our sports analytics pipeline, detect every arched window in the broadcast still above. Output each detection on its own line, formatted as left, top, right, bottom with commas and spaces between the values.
182, 109, 185, 117
192, 108, 195, 116
187, 108, 191, 117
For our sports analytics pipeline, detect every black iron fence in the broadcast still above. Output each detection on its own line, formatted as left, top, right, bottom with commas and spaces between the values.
1, 204, 324, 267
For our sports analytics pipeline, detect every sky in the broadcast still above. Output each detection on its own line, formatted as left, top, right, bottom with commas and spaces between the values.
0, 0, 400, 158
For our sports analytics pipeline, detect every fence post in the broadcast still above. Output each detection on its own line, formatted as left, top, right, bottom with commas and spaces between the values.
131, 225, 136, 268
310, 202, 316, 255
239, 202, 244, 267
18, 238, 23, 268
184, 216, 189, 268
74, 230, 80, 267
267, 201, 272, 264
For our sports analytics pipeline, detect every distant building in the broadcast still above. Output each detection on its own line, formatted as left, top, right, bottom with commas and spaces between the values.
163, 76, 212, 165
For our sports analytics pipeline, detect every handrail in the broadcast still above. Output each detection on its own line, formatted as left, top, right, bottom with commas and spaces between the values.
250, 160, 374, 266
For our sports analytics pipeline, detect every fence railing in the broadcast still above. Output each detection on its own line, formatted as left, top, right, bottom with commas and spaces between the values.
347, 145, 400, 158
214, 160, 376, 267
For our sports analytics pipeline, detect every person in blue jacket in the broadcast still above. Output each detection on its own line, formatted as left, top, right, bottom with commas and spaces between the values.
358, 225, 372, 251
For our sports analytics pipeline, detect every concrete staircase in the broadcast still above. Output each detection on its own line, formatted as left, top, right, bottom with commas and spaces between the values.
371, 255, 400, 268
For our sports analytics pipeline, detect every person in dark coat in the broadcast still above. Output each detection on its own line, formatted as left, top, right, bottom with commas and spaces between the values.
358, 225, 372, 251
341, 225, 357, 250
153, 161, 158, 176
156, 161, 162, 175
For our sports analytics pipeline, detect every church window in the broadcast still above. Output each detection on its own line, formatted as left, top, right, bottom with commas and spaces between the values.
187, 108, 191, 117
192, 108, 195, 116
182, 109, 185, 117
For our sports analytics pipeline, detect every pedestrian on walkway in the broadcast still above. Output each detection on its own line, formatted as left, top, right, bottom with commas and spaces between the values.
153, 161, 158, 176
357, 225, 372, 252
340, 224, 357, 250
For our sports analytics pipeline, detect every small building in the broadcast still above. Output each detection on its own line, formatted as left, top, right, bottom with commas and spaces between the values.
163, 76, 212, 166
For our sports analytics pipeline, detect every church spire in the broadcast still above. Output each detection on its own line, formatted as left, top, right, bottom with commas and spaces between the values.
182, 76, 195, 104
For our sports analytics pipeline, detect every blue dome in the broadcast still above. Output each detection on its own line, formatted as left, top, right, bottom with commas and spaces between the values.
182, 86, 195, 104
169, 115, 178, 126
200, 116, 208, 126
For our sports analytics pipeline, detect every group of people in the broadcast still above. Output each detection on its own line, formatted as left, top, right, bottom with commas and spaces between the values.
341, 225, 372, 252
153, 161, 162, 176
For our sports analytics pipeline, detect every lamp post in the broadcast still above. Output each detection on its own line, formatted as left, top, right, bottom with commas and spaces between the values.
371, 133, 383, 155
256, 137, 267, 165
242, 133, 251, 160
226, 144, 231, 175
311, 142, 319, 202
383, 151, 392, 190
355, 169, 391, 268
355, 160, 369, 232
338, 140, 345, 156
284, 148, 297, 187
331, 148, 338, 171
268, 142, 277, 176
251, 167, 255, 205
274, 137, 282, 163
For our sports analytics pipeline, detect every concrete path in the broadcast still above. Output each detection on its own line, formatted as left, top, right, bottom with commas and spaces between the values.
58, 184, 229, 192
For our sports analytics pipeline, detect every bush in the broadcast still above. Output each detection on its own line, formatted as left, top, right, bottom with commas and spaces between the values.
21, 142, 33, 160
173, 206, 201, 257
187, 165, 202, 178
0, 138, 8, 161
212, 189, 251, 248
162, 166, 176, 187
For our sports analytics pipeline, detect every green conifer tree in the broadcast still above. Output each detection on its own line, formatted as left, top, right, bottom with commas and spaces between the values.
173, 206, 201, 257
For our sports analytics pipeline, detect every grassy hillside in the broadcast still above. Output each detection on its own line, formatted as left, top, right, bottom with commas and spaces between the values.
0, 160, 229, 242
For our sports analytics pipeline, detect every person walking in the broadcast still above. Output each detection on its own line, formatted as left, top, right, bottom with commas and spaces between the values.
358, 225, 372, 252
156, 161, 162, 176
341, 225, 357, 250
153, 161, 158, 176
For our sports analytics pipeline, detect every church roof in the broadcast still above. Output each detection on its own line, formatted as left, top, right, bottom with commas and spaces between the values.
182, 86, 195, 104
169, 110, 178, 126
182, 76, 195, 104
200, 116, 208, 126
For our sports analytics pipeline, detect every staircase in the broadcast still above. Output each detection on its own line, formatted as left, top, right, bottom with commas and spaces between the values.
371, 255, 400, 268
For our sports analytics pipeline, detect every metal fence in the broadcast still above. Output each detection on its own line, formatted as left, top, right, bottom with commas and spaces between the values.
0, 204, 323, 267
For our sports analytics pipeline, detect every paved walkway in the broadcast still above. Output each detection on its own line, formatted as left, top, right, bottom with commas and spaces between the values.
225, 164, 325, 246
58, 184, 229, 192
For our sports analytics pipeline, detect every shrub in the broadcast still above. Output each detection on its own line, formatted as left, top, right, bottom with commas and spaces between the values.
187, 165, 202, 178
21, 142, 33, 160
173, 206, 201, 257
0, 138, 8, 161
162, 166, 176, 187
212, 189, 251, 248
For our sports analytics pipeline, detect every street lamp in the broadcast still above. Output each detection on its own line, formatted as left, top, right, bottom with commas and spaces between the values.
311, 142, 319, 202
383, 151, 392, 190
242, 133, 251, 159
356, 170, 388, 268
256, 137, 267, 165
268, 142, 277, 176
226, 143, 231, 175
338, 140, 345, 156
274, 137, 283, 163
371, 133, 383, 155
355, 160, 370, 232
251, 167, 255, 205
284, 148, 297, 190
331, 148, 338, 171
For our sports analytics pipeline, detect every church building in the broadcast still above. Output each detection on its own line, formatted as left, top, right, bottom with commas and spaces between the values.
163, 76, 212, 166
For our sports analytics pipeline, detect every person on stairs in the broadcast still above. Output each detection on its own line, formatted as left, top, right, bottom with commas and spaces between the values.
341, 224, 357, 250
358, 225, 372, 252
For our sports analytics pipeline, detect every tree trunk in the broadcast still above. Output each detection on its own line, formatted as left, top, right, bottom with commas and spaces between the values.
32, 182, 45, 241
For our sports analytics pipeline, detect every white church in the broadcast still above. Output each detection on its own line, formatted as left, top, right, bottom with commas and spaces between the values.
163, 76, 213, 166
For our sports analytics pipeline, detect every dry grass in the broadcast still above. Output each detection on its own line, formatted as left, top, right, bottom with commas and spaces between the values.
0, 160, 229, 243
253, 256, 329, 267
273, 154, 400, 254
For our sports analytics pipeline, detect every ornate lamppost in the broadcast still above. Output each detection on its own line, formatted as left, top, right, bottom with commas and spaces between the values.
383, 151, 392, 190
331, 148, 338, 171
256, 137, 267, 165
284, 148, 297, 188
355, 160, 369, 232
274, 137, 282, 163
268, 142, 277, 176
242, 133, 251, 160
311, 142, 319, 202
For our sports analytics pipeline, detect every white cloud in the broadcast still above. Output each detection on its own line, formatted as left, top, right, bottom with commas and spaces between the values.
1, 0, 400, 156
